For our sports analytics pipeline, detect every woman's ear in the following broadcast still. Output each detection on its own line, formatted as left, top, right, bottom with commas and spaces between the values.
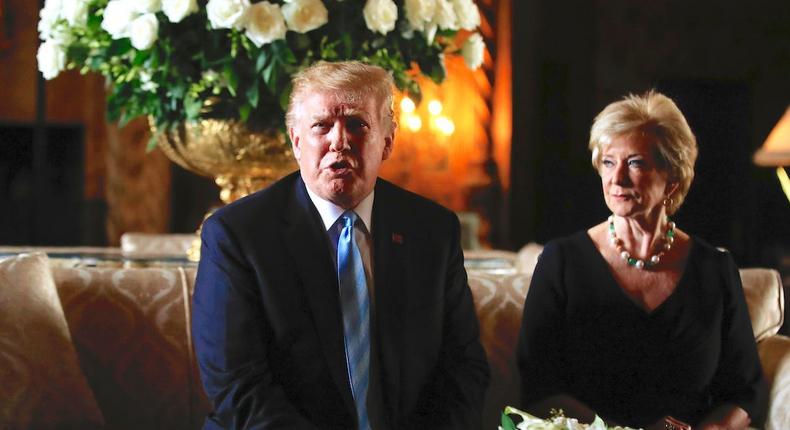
666, 181, 680, 197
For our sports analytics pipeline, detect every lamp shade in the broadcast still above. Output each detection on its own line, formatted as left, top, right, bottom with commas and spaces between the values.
754, 106, 790, 166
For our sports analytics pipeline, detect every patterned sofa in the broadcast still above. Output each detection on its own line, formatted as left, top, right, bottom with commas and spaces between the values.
0, 245, 787, 429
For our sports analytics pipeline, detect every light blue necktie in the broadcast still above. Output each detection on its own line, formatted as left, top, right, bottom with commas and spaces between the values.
337, 211, 370, 430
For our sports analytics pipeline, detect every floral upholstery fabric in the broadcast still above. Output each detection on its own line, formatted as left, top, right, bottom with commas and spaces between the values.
467, 270, 531, 429
53, 266, 209, 430
758, 335, 790, 430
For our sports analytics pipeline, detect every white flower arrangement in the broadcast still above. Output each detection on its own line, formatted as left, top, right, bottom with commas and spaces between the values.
501, 406, 642, 430
36, 0, 486, 139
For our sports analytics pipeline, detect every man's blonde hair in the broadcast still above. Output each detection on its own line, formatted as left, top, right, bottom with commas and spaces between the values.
285, 61, 395, 134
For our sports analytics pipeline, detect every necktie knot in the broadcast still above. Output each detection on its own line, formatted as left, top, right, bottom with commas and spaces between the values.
342, 211, 358, 230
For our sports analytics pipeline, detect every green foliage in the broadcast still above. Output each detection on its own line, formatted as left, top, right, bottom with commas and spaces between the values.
501, 412, 517, 430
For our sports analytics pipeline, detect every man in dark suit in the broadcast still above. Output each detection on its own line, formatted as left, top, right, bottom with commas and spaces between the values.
192, 61, 489, 429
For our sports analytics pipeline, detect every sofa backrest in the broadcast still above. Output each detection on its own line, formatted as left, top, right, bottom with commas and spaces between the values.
53, 266, 209, 430
467, 270, 531, 429
48, 258, 784, 430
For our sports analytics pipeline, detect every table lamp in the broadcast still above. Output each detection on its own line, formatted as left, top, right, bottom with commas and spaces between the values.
754, 106, 790, 204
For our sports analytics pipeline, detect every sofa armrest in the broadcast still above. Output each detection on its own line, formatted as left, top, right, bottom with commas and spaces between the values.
757, 334, 790, 430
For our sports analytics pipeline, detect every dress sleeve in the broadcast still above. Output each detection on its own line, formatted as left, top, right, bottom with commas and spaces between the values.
516, 240, 568, 407
708, 252, 766, 424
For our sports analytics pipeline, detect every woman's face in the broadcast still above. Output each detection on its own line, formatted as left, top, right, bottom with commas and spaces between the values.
599, 133, 677, 220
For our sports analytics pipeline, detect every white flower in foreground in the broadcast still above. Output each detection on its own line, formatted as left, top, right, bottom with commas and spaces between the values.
206, 0, 250, 29
37, 40, 66, 80
404, 0, 436, 32
281, 0, 328, 33
129, 13, 159, 50
133, 0, 162, 14
432, 0, 457, 30
39, 0, 63, 24
461, 32, 484, 69
61, 0, 89, 27
452, 0, 480, 30
162, 0, 198, 23
244, 1, 286, 47
363, 0, 397, 35
38, 0, 63, 39
101, 0, 139, 39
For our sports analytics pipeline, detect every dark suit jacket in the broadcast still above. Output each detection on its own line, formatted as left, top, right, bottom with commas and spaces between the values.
192, 172, 489, 429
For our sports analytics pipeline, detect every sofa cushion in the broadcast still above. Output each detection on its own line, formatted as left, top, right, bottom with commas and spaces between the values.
757, 334, 790, 430
53, 266, 209, 430
0, 253, 104, 429
468, 271, 531, 428
740, 268, 785, 342
515, 242, 544, 276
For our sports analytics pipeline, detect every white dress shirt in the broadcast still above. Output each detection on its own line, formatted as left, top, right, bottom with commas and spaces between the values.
304, 186, 375, 295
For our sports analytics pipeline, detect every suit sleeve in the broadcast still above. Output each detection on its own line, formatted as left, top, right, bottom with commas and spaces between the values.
192, 215, 318, 430
407, 214, 491, 429
708, 252, 766, 425
516, 241, 568, 406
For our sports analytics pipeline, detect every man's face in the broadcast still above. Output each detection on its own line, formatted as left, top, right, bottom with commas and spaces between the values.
290, 90, 393, 209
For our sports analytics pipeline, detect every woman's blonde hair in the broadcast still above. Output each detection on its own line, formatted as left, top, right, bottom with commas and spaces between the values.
285, 61, 395, 134
589, 90, 698, 215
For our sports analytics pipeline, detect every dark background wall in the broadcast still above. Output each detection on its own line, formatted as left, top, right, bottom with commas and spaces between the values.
510, 0, 790, 273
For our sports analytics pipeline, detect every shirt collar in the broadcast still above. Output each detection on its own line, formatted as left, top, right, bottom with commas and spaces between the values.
304, 184, 374, 234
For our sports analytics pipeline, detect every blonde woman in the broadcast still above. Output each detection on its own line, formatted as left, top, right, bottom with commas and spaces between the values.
517, 91, 764, 430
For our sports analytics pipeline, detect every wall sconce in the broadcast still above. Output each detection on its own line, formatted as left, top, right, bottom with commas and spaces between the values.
754, 106, 790, 204
399, 96, 455, 138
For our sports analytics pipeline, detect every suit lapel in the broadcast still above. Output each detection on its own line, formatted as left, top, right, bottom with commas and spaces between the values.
282, 176, 356, 415
371, 180, 408, 420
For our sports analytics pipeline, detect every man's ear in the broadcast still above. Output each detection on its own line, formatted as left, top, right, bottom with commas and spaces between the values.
290, 127, 301, 161
382, 133, 394, 161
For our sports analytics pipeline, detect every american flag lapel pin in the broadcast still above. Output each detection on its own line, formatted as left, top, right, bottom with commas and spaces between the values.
391, 233, 403, 244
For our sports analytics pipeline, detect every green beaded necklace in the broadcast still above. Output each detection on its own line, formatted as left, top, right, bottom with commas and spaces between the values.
608, 215, 675, 269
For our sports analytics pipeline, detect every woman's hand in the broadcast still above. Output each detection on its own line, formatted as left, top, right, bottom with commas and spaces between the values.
697, 404, 751, 430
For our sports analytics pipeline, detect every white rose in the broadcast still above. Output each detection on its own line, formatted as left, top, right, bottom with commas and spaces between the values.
130, 13, 159, 50
244, 1, 286, 47
102, 0, 139, 39
363, 0, 397, 35
452, 0, 479, 30
162, 0, 198, 23
432, 0, 457, 30
281, 0, 328, 34
206, 0, 249, 30
38, 0, 63, 39
37, 40, 66, 80
39, 0, 63, 24
133, 0, 162, 14
461, 32, 484, 69
60, 0, 89, 26
404, 0, 435, 32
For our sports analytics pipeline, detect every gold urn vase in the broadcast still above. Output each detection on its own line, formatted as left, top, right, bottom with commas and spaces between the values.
151, 118, 297, 205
